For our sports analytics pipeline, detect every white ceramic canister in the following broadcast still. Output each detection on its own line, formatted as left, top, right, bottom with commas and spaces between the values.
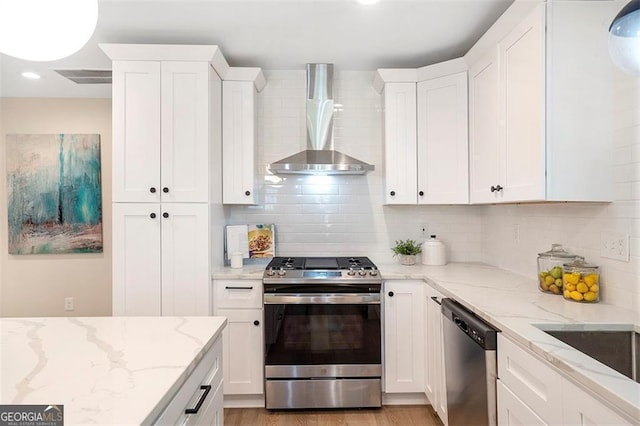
422, 235, 447, 266
230, 251, 243, 269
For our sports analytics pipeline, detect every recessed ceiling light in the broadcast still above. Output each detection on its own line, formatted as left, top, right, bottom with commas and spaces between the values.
357, 0, 380, 5
21, 71, 41, 80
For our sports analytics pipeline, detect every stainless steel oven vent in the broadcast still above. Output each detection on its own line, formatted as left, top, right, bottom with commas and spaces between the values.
54, 69, 112, 84
268, 63, 374, 175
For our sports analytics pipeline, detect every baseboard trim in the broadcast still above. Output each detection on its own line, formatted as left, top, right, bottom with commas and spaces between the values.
382, 392, 429, 405
223, 394, 265, 408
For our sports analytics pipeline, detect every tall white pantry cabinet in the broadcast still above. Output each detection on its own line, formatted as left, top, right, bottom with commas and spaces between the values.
102, 44, 228, 316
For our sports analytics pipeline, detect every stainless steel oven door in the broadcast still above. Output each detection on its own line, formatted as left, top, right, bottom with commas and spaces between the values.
263, 292, 382, 376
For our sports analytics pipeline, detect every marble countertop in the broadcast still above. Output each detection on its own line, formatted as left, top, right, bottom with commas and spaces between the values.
0, 316, 227, 425
213, 262, 639, 420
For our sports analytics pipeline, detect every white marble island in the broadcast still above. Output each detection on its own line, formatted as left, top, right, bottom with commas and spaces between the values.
0, 316, 226, 425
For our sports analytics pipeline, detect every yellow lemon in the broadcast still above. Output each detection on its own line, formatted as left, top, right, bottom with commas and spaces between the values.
564, 273, 580, 285
570, 291, 584, 301
566, 283, 576, 292
564, 289, 571, 298
589, 284, 599, 293
584, 274, 599, 286
584, 292, 597, 302
576, 282, 589, 293
544, 275, 555, 286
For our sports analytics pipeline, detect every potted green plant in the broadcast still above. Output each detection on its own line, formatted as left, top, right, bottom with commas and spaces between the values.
391, 239, 422, 265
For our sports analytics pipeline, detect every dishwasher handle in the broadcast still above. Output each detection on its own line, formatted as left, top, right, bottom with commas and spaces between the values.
441, 298, 498, 350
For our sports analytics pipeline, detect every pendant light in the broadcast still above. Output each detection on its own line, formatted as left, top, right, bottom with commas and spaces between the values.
0, 0, 98, 62
609, 0, 640, 75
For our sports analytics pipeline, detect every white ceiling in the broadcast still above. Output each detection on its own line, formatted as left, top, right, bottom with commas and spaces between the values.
0, 0, 513, 98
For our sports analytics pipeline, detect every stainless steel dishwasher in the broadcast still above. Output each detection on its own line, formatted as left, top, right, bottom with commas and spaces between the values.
441, 298, 498, 426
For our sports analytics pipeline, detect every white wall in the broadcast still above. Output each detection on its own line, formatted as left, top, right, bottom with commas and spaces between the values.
0, 98, 112, 317
227, 70, 484, 264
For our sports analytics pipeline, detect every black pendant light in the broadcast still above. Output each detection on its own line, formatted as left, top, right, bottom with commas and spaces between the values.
609, 0, 640, 74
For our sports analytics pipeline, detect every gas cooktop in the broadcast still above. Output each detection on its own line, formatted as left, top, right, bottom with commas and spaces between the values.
263, 256, 381, 284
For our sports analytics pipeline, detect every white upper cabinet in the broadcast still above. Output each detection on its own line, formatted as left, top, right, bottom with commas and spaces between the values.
221, 68, 266, 205
466, 1, 617, 203
382, 82, 418, 205
376, 59, 469, 205
223, 80, 257, 204
499, 4, 546, 202
417, 71, 468, 204
111, 60, 161, 203
468, 48, 501, 204
161, 61, 211, 203
111, 59, 212, 203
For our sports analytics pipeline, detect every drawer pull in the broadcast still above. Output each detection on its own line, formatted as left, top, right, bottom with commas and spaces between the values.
185, 385, 211, 415
225, 286, 254, 290
430, 296, 442, 306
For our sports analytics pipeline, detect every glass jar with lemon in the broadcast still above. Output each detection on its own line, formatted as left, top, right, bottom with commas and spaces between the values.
537, 244, 580, 295
562, 259, 600, 303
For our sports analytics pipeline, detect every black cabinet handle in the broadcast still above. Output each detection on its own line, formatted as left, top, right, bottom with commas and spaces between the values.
245, 190, 251, 196
185, 385, 211, 414
225, 286, 253, 290
253, 320, 260, 326
390, 191, 396, 196
388, 291, 394, 297
430, 296, 442, 306
163, 187, 169, 193
490, 185, 503, 193
419, 191, 424, 196
150, 187, 156, 193
150, 213, 156, 219
162, 212, 169, 218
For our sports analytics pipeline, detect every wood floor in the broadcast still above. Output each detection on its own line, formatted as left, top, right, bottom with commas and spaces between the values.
224, 405, 443, 426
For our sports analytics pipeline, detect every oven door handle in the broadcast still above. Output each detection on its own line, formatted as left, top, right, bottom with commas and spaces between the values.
263, 293, 381, 304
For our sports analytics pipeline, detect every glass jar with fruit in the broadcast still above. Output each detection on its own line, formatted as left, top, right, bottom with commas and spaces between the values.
537, 244, 580, 295
562, 259, 600, 303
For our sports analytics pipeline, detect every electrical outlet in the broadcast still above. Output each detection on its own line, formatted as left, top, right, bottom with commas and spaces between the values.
420, 224, 428, 237
601, 232, 630, 262
64, 297, 74, 311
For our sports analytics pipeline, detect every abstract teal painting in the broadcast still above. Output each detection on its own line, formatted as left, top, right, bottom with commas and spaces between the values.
6, 134, 103, 254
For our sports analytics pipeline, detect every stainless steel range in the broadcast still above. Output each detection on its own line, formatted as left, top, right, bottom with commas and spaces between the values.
263, 256, 382, 410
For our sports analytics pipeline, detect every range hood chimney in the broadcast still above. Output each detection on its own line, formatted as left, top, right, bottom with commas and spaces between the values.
268, 64, 375, 175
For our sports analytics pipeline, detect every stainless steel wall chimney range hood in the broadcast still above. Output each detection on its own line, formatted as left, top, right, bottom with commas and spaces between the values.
268, 64, 375, 175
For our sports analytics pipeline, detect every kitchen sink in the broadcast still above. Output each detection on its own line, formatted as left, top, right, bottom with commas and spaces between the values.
538, 326, 639, 383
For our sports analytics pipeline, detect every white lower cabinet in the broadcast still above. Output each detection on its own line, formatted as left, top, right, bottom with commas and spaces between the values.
112, 202, 210, 316
213, 280, 264, 396
154, 334, 223, 425
383, 280, 425, 393
498, 334, 633, 426
497, 380, 547, 426
424, 286, 447, 425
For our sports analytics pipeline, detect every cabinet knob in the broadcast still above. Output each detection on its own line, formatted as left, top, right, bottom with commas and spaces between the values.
162, 212, 169, 218
150, 187, 156, 193
419, 191, 424, 196
245, 190, 251, 196
390, 191, 396, 196
388, 291, 394, 297
150, 213, 156, 219
163, 187, 169, 193
253, 320, 260, 326
490, 185, 504, 193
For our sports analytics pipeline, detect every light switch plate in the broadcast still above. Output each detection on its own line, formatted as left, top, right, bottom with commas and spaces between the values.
600, 232, 630, 262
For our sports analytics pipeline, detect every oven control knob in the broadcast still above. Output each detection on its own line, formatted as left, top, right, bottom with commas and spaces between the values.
358, 269, 367, 276
266, 269, 275, 277
277, 268, 286, 276
369, 269, 378, 276
347, 269, 356, 276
